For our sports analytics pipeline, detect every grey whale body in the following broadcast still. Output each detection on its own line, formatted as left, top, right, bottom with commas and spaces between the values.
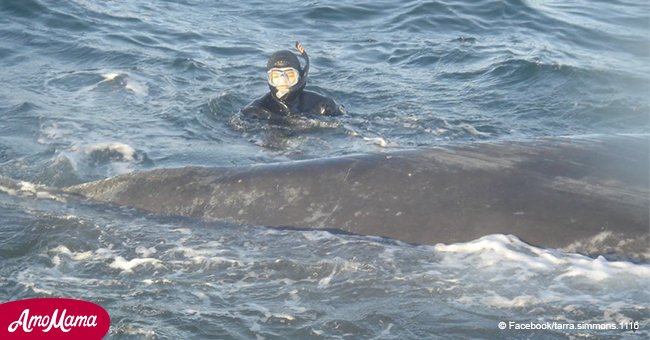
67, 135, 650, 261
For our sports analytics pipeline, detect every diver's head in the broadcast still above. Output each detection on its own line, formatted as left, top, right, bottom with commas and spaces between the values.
266, 43, 310, 101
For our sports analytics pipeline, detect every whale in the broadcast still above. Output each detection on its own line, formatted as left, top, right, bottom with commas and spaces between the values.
66, 134, 650, 261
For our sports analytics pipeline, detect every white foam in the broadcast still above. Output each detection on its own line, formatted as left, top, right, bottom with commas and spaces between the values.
435, 234, 560, 271
428, 233, 650, 318
0, 184, 17, 196
109, 256, 163, 273
50, 245, 94, 261
377, 322, 394, 338
191, 291, 209, 300
135, 246, 157, 257
142, 278, 172, 285
18, 181, 37, 193
460, 123, 491, 137
49, 246, 116, 268
173, 244, 222, 258
167, 242, 243, 267
113, 323, 157, 338
299, 230, 343, 242
60, 142, 140, 176
124, 78, 149, 96
433, 234, 650, 292
271, 313, 296, 321
172, 228, 192, 235
363, 136, 390, 147
100, 71, 148, 96
102, 72, 120, 81
27, 284, 54, 296
481, 293, 544, 308
556, 255, 650, 281
38, 122, 82, 144
17, 225, 648, 338
318, 276, 332, 287
0, 179, 66, 202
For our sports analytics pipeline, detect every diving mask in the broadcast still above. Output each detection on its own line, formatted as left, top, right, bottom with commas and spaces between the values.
267, 67, 300, 87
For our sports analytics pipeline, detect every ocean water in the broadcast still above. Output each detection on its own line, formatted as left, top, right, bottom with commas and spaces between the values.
1, 0, 649, 338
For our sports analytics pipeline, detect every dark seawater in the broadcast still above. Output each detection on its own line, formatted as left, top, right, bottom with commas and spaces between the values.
1, 0, 649, 338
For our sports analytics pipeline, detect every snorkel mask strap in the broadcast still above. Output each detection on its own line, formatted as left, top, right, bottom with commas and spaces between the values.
294, 41, 309, 89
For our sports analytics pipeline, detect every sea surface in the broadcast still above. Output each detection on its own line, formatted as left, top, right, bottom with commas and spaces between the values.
1, 0, 649, 338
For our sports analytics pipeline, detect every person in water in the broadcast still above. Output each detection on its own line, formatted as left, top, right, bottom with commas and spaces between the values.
241, 42, 345, 121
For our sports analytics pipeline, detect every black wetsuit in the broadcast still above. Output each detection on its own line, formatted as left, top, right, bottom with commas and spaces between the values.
242, 46, 344, 122
242, 90, 344, 122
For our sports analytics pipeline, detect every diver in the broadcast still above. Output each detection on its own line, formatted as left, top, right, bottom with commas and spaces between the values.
241, 42, 345, 122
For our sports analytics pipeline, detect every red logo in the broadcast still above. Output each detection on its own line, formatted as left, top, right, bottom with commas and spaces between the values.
0, 298, 110, 339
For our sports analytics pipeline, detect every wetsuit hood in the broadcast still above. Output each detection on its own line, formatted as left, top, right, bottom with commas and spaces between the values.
266, 42, 310, 103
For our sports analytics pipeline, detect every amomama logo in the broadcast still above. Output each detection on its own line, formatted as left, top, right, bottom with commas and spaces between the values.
0, 298, 110, 339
